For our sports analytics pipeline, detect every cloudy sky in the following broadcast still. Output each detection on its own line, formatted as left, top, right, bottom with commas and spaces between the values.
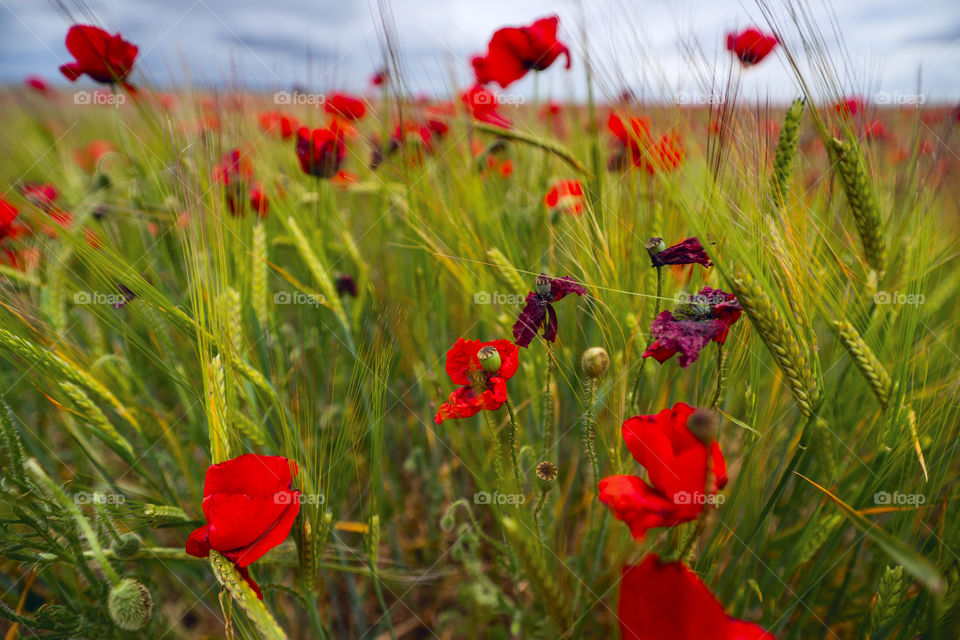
1, 0, 958, 103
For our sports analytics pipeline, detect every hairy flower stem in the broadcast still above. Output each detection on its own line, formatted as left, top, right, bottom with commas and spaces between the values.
533, 489, 550, 537
582, 378, 601, 485
541, 343, 555, 458
503, 397, 523, 490
483, 410, 505, 494
709, 343, 727, 409
677, 461, 715, 561
654, 266, 664, 317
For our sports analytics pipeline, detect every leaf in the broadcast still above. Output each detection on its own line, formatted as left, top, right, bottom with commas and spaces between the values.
795, 473, 944, 594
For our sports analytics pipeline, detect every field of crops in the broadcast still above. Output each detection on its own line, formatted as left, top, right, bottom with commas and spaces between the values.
0, 4, 958, 639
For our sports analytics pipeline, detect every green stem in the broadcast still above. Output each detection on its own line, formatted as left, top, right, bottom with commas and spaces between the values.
541, 343, 555, 458
582, 378, 601, 484
503, 397, 523, 490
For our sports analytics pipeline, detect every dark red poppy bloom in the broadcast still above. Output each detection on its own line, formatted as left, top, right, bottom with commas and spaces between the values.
643, 287, 742, 368
59, 25, 138, 87
863, 120, 888, 141
619, 555, 774, 639
649, 237, 711, 268
435, 338, 519, 424
335, 273, 357, 297
258, 111, 298, 139
512, 275, 587, 348
544, 179, 584, 217
186, 454, 300, 599
726, 28, 778, 66
295, 125, 347, 178
111, 282, 137, 310
599, 402, 728, 540
471, 16, 571, 88
461, 84, 512, 129
325, 93, 366, 121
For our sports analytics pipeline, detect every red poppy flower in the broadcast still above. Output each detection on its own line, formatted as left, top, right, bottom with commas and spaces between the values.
647, 131, 685, 174
59, 25, 138, 88
607, 112, 652, 168
295, 125, 347, 178
370, 68, 388, 86
461, 84, 512, 129
0, 198, 25, 243
20, 183, 58, 212
212, 150, 256, 216
726, 28, 778, 66
544, 179, 584, 217
835, 96, 865, 117
471, 16, 571, 88
325, 93, 367, 121
539, 101, 562, 118
435, 338, 519, 424
649, 237, 711, 268
73, 140, 114, 172
863, 120, 888, 141
249, 183, 268, 218
258, 111, 298, 139
185, 454, 301, 599
599, 402, 728, 540
619, 555, 774, 639
643, 287, 742, 368
25, 75, 50, 94
335, 273, 357, 297
513, 275, 587, 348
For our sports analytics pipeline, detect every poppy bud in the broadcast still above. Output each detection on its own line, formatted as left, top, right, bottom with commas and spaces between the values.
688, 409, 719, 444
477, 345, 501, 373
107, 578, 153, 630
645, 236, 666, 257
111, 532, 142, 559
535, 274, 552, 296
536, 461, 558, 492
580, 347, 610, 378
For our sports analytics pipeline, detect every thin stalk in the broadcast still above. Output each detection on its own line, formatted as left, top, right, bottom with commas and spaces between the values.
541, 343, 555, 458
709, 342, 727, 409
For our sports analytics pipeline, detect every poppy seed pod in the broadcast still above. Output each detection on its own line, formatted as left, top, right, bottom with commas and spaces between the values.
477, 345, 502, 373
535, 274, 552, 296
536, 461, 558, 492
107, 578, 153, 630
688, 408, 720, 445
581, 347, 610, 378
645, 237, 666, 257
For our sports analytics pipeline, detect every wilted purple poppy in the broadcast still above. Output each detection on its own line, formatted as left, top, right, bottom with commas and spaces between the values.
112, 282, 137, 309
335, 274, 357, 298
512, 274, 586, 348
647, 237, 711, 268
642, 287, 741, 367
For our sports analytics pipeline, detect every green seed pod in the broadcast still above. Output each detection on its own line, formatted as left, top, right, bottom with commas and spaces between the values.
477, 345, 501, 373
871, 565, 906, 631
108, 578, 153, 631
829, 137, 887, 274
536, 461, 558, 493
580, 347, 610, 378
